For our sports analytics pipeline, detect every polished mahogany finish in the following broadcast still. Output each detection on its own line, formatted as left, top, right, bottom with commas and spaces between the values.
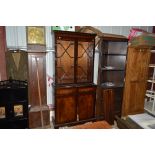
53, 31, 96, 128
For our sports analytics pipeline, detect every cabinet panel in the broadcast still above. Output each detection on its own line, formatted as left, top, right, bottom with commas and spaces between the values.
78, 87, 95, 93
78, 93, 95, 120
28, 52, 49, 128
78, 87, 96, 120
55, 95, 77, 124
103, 89, 114, 124
122, 47, 151, 116
29, 110, 50, 128
114, 88, 123, 116
28, 53, 47, 106
56, 87, 76, 96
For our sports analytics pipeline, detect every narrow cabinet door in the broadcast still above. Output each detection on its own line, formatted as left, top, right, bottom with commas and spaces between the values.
78, 87, 96, 121
103, 89, 114, 125
55, 88, 77, 124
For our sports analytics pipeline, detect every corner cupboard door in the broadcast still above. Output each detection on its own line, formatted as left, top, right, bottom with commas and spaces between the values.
102, 89, 114, 125
55, 88, 77, 124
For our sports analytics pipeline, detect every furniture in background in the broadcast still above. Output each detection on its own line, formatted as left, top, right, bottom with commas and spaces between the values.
0, 26, 7, 81
53, 30, 97, 128
144, 50, 155, 115
5, 50, 28, 81
122, 47, 151, 117
27, 26, 50, 128
96, 36, 128, 124
0, 79, 28, 129
115, 115, 142, 129
28, 52, 50, 128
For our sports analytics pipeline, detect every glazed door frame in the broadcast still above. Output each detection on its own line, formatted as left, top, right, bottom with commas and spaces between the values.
55, 32, 95, 85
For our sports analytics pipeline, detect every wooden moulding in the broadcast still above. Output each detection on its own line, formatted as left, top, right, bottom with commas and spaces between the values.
78, 26, 128, 48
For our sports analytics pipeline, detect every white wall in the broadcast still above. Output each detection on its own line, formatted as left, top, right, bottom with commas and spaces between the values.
5, 26, 27, 50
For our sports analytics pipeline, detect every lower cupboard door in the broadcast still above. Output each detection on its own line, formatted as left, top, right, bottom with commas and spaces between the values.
55, 96, 77, 124
78, 93, 95, 121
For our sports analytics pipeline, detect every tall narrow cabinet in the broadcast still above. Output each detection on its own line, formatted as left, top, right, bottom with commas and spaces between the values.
122, 47, 151, 116
27, 26, 50, 128
53, 31, 96, 128
97, 36, 128, 124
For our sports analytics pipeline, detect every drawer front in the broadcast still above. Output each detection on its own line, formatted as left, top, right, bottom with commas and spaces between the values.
78, 86, 96, 93
56, 87, 76, 96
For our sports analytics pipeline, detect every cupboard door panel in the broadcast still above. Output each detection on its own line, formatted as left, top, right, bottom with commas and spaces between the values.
55, 95, 77, 124
78, 91, 95, 120
114, 88, 123, 116
103, 89, 114, 124
122, 47, 151, 116
28, 53, 47, 106
28, 52, 49, 128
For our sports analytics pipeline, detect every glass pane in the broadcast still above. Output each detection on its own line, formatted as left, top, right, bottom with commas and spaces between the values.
14, 105, 23, 117
77, 41, 94, 83
56, 40, 74, 84
0, 107, 5, 118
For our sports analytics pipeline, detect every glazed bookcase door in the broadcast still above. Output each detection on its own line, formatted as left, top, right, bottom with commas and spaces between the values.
77, 41, 94, 83
56, 40, 75, 84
